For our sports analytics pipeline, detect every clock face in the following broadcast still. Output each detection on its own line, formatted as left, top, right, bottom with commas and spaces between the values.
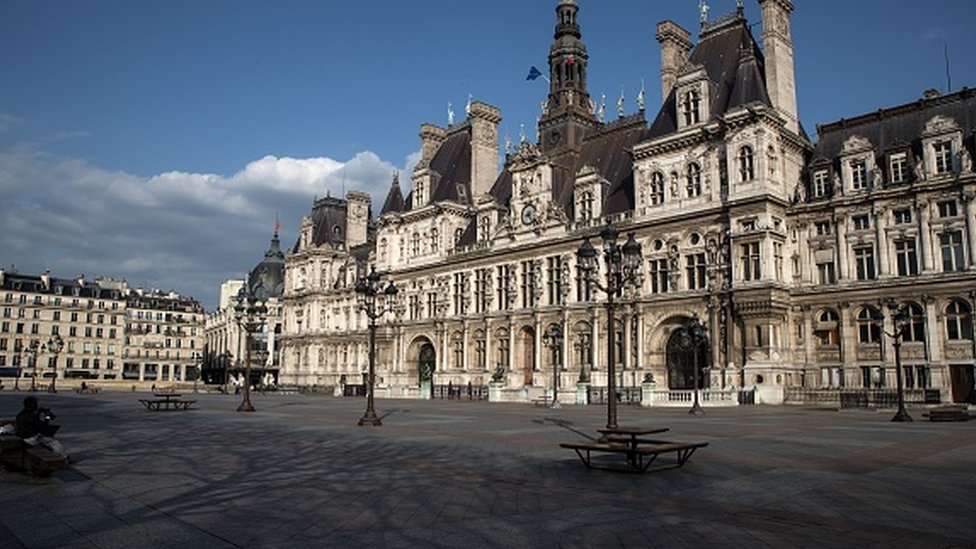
521, 204, 537, 225
549, 130, 562, 146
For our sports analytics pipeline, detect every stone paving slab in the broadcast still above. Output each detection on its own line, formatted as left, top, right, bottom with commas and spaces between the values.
0, 392, 974, 548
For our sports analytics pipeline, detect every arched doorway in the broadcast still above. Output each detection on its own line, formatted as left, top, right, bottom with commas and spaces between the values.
406, 336, 437, 397
666, 327, 710, 390
520, 327, 536, 386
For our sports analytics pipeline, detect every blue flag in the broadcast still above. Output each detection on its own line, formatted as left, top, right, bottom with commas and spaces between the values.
526, 66, 543, 81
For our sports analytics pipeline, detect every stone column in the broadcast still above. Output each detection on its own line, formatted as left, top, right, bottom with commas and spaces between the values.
964, 192, 976, 269
836, 215, 849, 280
875, 206, 890, 277
919, 201, 936, 272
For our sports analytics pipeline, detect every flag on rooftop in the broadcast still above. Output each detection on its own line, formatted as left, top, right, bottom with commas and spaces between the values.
526, 66, 543, 81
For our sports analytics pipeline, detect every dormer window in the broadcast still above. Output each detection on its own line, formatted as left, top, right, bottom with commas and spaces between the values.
850, 159, 868, 190
479, 216, 491, 242
578, 190, 594, 220
686, 163, 702, 198
889, 152, 908, 184
738, 146, 755, 182
812, 170, 830, 198
681, 89, 701, 126
934, 141, 953, 174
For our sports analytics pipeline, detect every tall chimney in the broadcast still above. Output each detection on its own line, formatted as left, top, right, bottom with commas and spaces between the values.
467, 101, 501, 199
418, 124, 447, 169
758, 0, 799, 134
656, 20, 692, 103
345, 191, 371, 248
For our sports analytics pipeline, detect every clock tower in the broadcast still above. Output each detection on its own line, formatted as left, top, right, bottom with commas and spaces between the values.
537, 0, 598, 164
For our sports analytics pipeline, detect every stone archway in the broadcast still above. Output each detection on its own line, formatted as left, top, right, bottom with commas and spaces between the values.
406, 336, 436, 389
665, 326, 710, 390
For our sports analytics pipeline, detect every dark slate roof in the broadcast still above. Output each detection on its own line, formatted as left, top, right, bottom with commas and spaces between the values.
812, 88, 976, 163
649, 14, 769, 137
295, 195, 349, 251
0, 271, 124, 300
248, 231, 285, 301
429, 128, 473, 204
380, 175, 405, 215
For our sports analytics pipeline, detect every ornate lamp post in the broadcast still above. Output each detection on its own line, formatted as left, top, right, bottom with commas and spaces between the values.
884, 299, 913, 422
355, 267, 399, 427
683, 316, 707, 415
541, 323, 564, 409
576, 224, 643, 430
46, 334, 64, 393
233, 289, 267, 412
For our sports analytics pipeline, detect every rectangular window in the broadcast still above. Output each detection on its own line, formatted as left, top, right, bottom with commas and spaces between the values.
850, 159, 868, 190
496, 265, 512, 310
937, 200, 958, 218
649, 259, 670, 294
812, 170, 829, 198
893, 208, 912, 225
474, 269, 489, 314
742, 242, 761, 281
773, 242, 784, 280
814, 221, 832, 236
520, 261, 537, 309
934, 141, 953, 174
817, 261, 836, 285
685, 253, 707, 290
546, 256, 565, 306
853, 246, 876, 280
452, 273, 467, 316
895, 239, 919, 276
940, 231, 965, 272
852, 214, 871, 231
889, 152, 908, 184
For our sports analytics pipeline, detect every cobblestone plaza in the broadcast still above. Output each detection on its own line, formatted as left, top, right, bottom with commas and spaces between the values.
1, 392, 974, 548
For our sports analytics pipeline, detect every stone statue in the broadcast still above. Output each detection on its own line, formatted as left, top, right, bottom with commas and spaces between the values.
447, 102, 455, 126
491, 364, 505, 383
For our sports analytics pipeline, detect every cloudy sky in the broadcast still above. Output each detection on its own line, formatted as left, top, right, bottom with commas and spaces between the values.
2, 0, 975, 310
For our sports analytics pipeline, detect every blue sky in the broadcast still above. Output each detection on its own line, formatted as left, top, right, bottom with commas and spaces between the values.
2, 0, 975, 309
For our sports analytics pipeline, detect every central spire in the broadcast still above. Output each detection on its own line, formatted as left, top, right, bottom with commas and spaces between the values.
538, 0, 597, 159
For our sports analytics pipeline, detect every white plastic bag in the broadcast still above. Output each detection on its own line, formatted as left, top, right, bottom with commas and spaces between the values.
0, 423, 14, 435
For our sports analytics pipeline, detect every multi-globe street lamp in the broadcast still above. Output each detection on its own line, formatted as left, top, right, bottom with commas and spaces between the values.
541, 323, 564, 409
46, 334, 64, 393
576, 223, 643, 430
355, 267, 399, 427
883, 299, 913, 422
233, 289, 267, 413
683, 316, 707, 415
22, 335, 63, 393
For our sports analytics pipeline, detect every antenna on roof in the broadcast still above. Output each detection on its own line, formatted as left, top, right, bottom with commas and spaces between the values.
341, 166, 346, 198
945, 43, 952, 93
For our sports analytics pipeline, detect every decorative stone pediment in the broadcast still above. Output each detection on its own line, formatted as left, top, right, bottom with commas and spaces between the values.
509, 141, 544, 171
923, 115, 960, 137
841, 135, 873, 155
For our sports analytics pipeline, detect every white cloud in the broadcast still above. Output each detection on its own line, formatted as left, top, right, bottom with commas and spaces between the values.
0, 147, 406, 309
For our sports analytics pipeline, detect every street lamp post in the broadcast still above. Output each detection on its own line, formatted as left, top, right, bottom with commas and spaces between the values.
576, 224, 643, 430
233, 290, 267, 413
884, 299, 913, 422
542, 323, 563, 409
684, 316, 707, 415
46, 334, 64, 393
355, 267, 399, 427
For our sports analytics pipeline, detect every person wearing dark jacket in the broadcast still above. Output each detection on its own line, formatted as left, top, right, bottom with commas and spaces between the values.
15, 396, 65, 458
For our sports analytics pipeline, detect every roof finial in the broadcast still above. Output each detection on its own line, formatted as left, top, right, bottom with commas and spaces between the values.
447, 102, 455, 126
699, 0, 709, 24
465, 93, 473, 116
637, 78, 646, 112
617, 87, 625, 118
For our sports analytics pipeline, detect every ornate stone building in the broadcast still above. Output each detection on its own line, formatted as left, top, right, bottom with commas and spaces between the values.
277, 0, 976, 405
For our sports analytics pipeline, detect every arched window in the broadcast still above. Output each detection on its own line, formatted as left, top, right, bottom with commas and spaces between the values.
686, 163, 702, 198
902, 303, 926, 342
738, 145, 755, 182
857, 306, 881, 344
650, 172, 665, 205
411, 233, 421, 257
815, 309, 840, 346
945, 300, 973, 340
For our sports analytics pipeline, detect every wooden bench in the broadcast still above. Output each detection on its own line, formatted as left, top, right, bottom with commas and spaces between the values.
76, 387, 100, 394
139, 398, 196, 411
560, 440, 708, 473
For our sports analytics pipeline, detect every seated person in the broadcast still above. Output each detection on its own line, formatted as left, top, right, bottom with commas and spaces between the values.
15, 396, 66, 459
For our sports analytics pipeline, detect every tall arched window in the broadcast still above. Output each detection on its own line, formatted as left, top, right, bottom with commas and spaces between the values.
411, 232, 421, 257
738, 145, 755, 182
815, 309, 840, 346
650, 172, 665, 205
857, 306, 881, 344
945, 300, 973, 340
902, 303, 926, 342
686, 163, 702, 198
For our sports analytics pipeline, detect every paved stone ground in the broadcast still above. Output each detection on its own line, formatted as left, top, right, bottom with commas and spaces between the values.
0, 391, 973, 548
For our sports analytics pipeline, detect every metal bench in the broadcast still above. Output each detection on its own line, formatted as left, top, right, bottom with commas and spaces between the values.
559, 440, 708, 473
139, 398, 196, 411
